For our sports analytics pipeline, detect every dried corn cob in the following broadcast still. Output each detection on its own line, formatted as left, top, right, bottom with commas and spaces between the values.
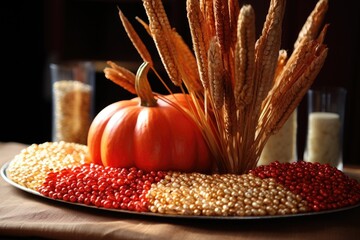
208, 38, 225, 110
187, 0, 210, 90
142, 0, 181, 86
294, 0, 329, 49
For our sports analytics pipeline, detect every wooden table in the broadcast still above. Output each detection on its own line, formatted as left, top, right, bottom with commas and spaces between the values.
1, 142, 360, 240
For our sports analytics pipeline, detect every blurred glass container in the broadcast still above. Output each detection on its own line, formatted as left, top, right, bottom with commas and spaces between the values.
50, 61, 95, 145
303, 87, 346, 170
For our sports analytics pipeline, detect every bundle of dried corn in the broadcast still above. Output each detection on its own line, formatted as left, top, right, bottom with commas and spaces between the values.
104, 0, 329, 174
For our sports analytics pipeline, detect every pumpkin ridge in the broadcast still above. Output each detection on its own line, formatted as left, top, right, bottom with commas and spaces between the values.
133, 106, 170, 171
101, 107, 139, 168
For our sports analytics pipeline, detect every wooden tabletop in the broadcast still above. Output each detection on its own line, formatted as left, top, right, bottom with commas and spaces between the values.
1, 142, 360, 240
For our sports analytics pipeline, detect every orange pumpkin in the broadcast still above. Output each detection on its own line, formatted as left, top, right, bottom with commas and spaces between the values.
87, 63, 213, 172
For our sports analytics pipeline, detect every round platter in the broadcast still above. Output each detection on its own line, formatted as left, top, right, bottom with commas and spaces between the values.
1, 160, 359, 220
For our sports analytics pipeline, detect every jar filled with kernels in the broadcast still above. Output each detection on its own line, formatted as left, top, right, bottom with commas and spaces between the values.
50, 61, 95, 144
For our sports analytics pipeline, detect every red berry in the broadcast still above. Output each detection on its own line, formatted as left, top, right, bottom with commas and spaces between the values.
249, 161, 360, 212
38, 163, 166, 212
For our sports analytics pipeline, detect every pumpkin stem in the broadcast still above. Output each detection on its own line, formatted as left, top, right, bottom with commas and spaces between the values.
135, 62, 157, 107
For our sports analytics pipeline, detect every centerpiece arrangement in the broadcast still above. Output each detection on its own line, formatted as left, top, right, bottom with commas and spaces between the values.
5, 0, 360, 218
97, 0, 328, 174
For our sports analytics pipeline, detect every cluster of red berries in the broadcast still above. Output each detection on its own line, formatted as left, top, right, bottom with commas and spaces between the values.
38, 163, 165, 212
249, 161, 360, 211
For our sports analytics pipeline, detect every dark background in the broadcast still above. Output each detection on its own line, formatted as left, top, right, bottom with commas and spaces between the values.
1, 0, 359, 165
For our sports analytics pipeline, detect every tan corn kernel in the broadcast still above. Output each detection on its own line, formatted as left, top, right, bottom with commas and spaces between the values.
6, 141, 90, 191
146, 172, 309, 217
